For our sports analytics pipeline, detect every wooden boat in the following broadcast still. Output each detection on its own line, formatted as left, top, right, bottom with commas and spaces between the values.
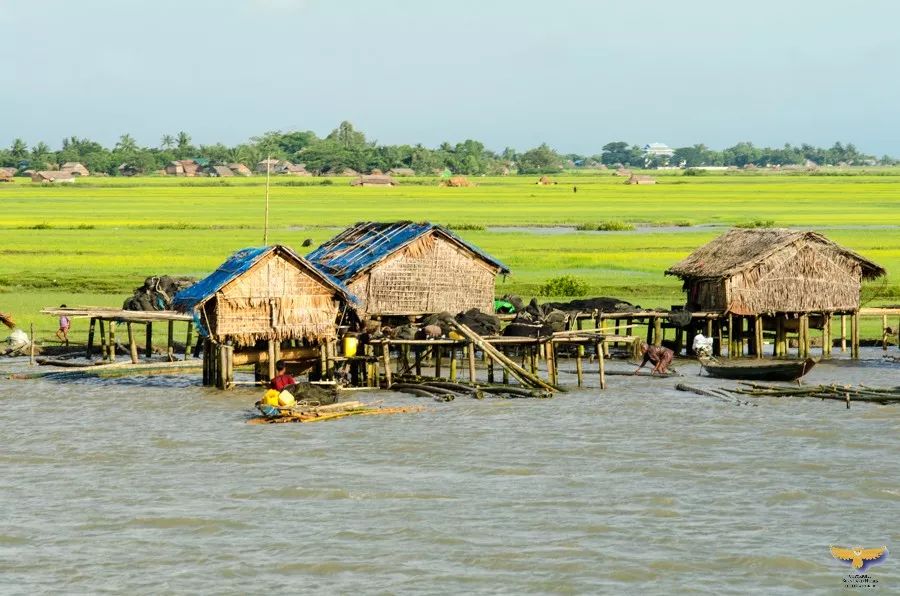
699, 357, 816, 382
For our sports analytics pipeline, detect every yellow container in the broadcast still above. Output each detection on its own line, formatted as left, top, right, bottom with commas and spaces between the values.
343, 335, 359, 357
262, 389, 280, 406
278, 390, 296, 407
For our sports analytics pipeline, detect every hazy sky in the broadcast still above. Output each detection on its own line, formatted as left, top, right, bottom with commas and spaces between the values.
2, 0, 898, 154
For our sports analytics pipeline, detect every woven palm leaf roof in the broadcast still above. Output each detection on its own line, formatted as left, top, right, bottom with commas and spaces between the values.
665, 228, 885, 280
174, 245, 355, 312
307, 221, 511, 283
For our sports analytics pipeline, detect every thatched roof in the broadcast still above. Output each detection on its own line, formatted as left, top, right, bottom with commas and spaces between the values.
228, 163, 252, 176
32, 170, 75, 182
307, 221, 510, 283
387, 167, 416, 176
208, 165, 234, 177
174, 245, 355, 312
350, 174, 397, 186
666, 228, 885, 281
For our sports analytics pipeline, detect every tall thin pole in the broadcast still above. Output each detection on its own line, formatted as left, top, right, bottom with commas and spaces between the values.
263, 154, 271, 245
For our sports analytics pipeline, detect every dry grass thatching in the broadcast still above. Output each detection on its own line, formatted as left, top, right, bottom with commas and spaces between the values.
441, 176, 474, 187
626, 174, 656, 185
666, 228, 886, 315
536, 176, 556, 185
615, 168, 632, 177
350, 174, 397, 187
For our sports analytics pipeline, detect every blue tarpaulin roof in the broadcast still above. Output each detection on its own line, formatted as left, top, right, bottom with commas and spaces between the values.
174, 245, 355, 313
306, 221, 510, 283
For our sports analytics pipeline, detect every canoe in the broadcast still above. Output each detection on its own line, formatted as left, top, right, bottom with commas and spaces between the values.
699, 357, 816, 382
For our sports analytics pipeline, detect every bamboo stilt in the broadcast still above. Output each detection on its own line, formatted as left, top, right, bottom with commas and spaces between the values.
268, 340, 277, 380
217, 343, 227, 390
449, 347, 457, 381
727, 314, 734, 359
98, 319, 107, 361
775, 317, 785, 357
86, 318, 96, 359
653, 317, 663, 347
184, 322, 193, 360
145, 322, 153, 358
823, 314, 832, 359
382, 342, 392, 388
108, 322, 117, 362
840, 315, 847, 352
487, 357, 494, 384
166, 320, 174, 362
575, 344, 584, 387
467, 344, 476, 383
883, 314, 889, 351
127, 322, 139, 364
434, 346, 442, 379
597, 339, 606, 389
851, 311, 860, 359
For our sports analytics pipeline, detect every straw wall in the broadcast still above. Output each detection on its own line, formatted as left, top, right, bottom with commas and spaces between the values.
350, 232, 498, 315
715, 239, 864, 315
209, 253, 340, 345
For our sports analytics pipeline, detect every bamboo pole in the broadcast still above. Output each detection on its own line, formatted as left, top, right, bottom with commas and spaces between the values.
86, 317, 96, 359
449, 347, 457, 381
382, 342, 392, 388
268, 340, 277, 380
487, 356, 494, 384
29, 323, 35, 366
851, 311, 860, 359
547, 341, 557, 386
575, 344, 584, 387
823, 314, 832, 359
224, 344, 234, 389
452, 322, 557, 391
126, 322, 139, 364
98, 319, 107, 361
434, 346, 442, 379
840, 314, 847, 352
467, 344, 476, 383
217, 344, 227, 390
775, 317, 785, 357
653, 316, 663, 347
202, 339, 210, 386
184, 322, 193, 360
166, 320, 174, 362
727, 314, 734, 359
108, 322, 117, 362
883, 314, 889, 351
414, 346, 422, 376
145, 322, 153, 358
597, 339, 606, 389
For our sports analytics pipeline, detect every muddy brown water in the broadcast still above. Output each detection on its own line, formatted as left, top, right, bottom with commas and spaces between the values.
1, 350, 898, 594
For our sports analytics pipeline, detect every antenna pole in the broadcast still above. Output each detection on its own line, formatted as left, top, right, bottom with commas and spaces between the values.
264, 154, 271, 245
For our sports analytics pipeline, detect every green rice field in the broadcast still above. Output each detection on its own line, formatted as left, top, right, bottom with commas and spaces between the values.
1, 172, 899, 342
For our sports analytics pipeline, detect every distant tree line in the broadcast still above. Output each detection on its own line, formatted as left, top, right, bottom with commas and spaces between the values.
0, 121, 895, 176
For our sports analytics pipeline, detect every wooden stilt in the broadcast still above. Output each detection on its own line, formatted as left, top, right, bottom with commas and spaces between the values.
851, 311, 860, 359
547, 341, 557, 385
166, 320, 174, 362
224, 344, 234, 389
145, 322, 153, 358
449, 346, 457, 381
86, 317, 96, 359
883, 314, 889, 351
184, 322, 193, 360
126, 322, 139, 364
98, 319, 107, 361
800, 314, 810, 358
823, 314, 832, 358
575, 344, 584, 387
268, 340, 277, 380
467, 343, 476, 383
108, 321, 117, 362
415, 346, 422, 376
487, 357, 494, 383
382, 342, 392, 388
597, 339, 606, 390
653, 316, 663, 347
840, 315, 847, 352
714, 319, 722, 357
202, 339, 210, 386
217, 343, 227, 390
775, 317, 786, 357
727, 314, 734, 358
434, 346, 442, 379
529, 344, 538, 375
754, 316, 763, 358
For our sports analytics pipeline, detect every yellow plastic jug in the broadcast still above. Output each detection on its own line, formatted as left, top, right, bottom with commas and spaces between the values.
343, 335, 359, 357
278, 390, 296, 407
262, 389, 280, 406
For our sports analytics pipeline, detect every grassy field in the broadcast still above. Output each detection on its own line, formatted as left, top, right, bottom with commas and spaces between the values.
1, 172, 898, 342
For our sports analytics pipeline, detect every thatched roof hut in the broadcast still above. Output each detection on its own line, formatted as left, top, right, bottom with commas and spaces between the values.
282, 163, 311, 176
350, 174, 397, 187
626, 174, 656, 185
228, 163, 253, 176
31, 170, 75, 184
208, 165, 234, 177
174, 245, 354, 346
441, 176, 474, 187
165, 161, 185, 176
117, 162, 141, 176
536, 176, 556, 185
60, 162, 89, 176
307, 222, 510, 316
255, 159, 280, 174
666, 228, 885, 315
387, 167, 416, 177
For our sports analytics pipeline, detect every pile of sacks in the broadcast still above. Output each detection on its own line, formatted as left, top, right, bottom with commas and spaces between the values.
365, 308, 502, 340
123, 275, 196, 311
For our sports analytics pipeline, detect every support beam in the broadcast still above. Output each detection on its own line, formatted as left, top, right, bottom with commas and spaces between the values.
840, 315, 847, 352
86, 317, 96, 359
126, 322, 139, 364
851, 311, 860, 359
467, 344, 476, 383
184, 322, 193, 360
268, 340, 277, 380
145, 322, 153, 358
381, 343, 392, 388
597, 340, 606, 390
823, 314, 832, 359
166, 320, 175, 362
108, 321, 117, 362
775, 317, 786, 357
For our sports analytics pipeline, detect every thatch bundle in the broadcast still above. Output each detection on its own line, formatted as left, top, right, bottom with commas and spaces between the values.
625, 174, 655, 185
536, 176, 556, 185
666, 228, 885, 315
441, 176, 473, 187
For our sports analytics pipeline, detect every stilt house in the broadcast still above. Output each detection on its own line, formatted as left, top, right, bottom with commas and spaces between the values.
307, 222, 510, 316
665, 228, 884, 316
174, 245, 353, 346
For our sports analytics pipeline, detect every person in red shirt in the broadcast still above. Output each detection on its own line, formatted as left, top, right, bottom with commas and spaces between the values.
270, 360, 296, 391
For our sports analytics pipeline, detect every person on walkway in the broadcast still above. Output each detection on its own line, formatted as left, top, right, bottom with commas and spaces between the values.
56, 305, 70, 346
270, 360, 296, 391
634, 342, 674, 375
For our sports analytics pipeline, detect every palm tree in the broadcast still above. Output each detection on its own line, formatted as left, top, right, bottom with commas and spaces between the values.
9, 138, 28, 160
160, 134, 175, 150
116, 133, 138, 153
176, 131, 191, 151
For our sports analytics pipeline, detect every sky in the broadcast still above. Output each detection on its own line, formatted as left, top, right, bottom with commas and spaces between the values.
1, 0, 898, 155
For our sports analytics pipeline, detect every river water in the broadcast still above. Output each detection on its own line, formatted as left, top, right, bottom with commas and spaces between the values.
1, 351, 898, 594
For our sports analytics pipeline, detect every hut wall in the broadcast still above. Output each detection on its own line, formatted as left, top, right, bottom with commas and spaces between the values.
350, 233, 498, 315
725, 240, 864, 315
211, 254, 340, 344
685, 279, 727, 311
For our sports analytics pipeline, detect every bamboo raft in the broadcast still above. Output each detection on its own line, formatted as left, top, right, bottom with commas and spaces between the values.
677, 382, 900, 407
248, 400, 425, 424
